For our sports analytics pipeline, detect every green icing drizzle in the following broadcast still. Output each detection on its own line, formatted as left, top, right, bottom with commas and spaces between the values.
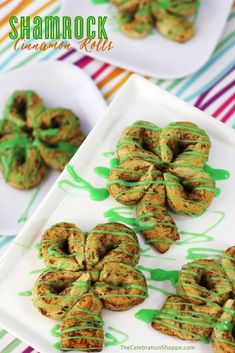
204, 164, 230, 181
186, 247, 224, 260
59, 165, 109, 201
135, 309, 160, 323
17, 291, 32, 297
138, 265, 179, 287
94, 158, 119, 179
105, 326, 129, 346
177, 210, 225, 246
17, 187, 41, 223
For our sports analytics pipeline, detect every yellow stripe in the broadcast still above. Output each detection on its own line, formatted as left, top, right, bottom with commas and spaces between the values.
104, 72, 133, 100
0, 0, 57, 44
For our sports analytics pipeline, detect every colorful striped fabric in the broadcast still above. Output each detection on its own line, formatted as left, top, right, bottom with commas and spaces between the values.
0, 0, 235, 351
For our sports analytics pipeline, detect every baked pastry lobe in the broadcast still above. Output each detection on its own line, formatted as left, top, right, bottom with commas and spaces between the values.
40, 222, 86, 271
3, 90, 44, 129
153, 8, 195, 43
61, 294, 104, 352
0, 133, 47, 189
108, 120, 215, 253
94, 262, 147, 311
152, 295, 222, 341
164, 167, 215, 216
34, 108, 85, 171
85, 222, 140, 270
33, 221, 147, 351
160, 121, 211, 167
221, 246, 235, 292
32, 270, 90, 320
212, 299, 235, 353
177, 259, 233, 305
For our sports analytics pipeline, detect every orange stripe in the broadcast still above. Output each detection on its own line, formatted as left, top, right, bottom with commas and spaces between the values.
0, 0, 57, 44
104, 72, 133, 100
0, 0, 13, 9
97, 67, 124, 89
0, 0, 34, 27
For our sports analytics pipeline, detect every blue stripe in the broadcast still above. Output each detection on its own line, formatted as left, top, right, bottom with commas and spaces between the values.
185, 59, 235, 101
0, 236, 12, 249
176, 39, 235, 97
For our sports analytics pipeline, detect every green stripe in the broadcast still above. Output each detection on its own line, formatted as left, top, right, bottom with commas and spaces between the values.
0, 330, 7, 339
10, 43, 58, 70
166, 78, 184, 92
215, 31, 235, 52
155, 79, 165, 86
1, 339, 21, 353
228, 10, 235, 21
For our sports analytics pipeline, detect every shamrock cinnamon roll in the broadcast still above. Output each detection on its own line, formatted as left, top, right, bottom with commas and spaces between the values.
221, 246, 235, 292
177, 259, 233, 305
61, 293, 104, 352
0, 133, 47, 189
212, 299, 235, 353
33, 221, 147, 352
152, 295, 222, 341
109, 120, 215, 253
111, 0, 198, 42
34, 108, 85, 171
4, 90, 44, 130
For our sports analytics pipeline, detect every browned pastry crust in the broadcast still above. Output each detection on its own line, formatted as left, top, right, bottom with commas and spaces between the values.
61, 294, 104, 352
212, 299, 235, 353
152, 295, 222, 341
177, 259, 233, 305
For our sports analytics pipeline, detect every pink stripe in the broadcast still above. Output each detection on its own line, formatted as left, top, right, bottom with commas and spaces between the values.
21, 347, 34, 353
220, 104, 235, 123
194, 66, 235, 108
74, 56, 93, 68
57, 48, 76, 61
213, 93, 235, 117
91, 63, 109, 80
200, 80, 235, 111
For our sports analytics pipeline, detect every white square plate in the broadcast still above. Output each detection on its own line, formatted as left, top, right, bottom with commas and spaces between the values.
0, 61, 106, 235
0, 75, 235, 353
61, 0, 233, 79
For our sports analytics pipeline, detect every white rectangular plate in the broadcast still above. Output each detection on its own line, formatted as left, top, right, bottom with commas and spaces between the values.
61, 0, 233, 79
0, 75, 235, 353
